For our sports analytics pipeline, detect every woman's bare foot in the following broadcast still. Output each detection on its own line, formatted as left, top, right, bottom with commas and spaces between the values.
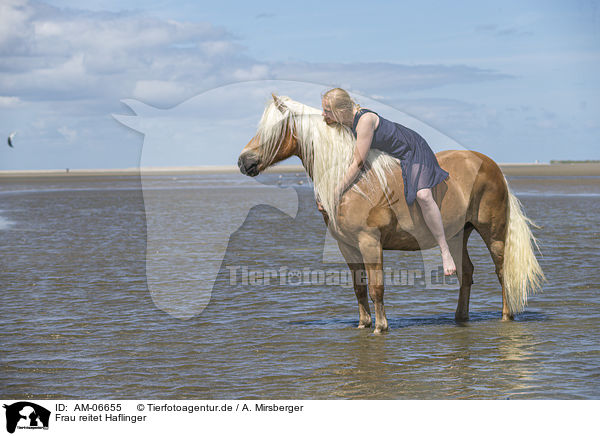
441, 250, 456, 276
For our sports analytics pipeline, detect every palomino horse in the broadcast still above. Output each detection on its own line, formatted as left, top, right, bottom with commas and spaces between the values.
238, 94, 544, 333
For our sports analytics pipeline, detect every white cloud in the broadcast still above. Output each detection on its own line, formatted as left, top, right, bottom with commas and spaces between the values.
58, 125, 77, 142
0, 0, 241, 105
0, 1, 512, 109
199, 40, 238, 57
0, 96, 21, 107
232, 65, 270, 81
475, 24, 533, 38
132, 80, 191, 106
0, 0, 35, 51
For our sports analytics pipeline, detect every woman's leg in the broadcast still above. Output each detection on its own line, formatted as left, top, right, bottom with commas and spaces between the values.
416, 188, 457, 275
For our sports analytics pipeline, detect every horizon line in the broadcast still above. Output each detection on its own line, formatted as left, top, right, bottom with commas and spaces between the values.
1, 161, 600, 178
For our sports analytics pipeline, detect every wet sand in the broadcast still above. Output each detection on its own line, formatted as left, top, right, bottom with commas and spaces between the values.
1, 163, 599, 178
0, 165, 303, 178
499, 163, 600, 177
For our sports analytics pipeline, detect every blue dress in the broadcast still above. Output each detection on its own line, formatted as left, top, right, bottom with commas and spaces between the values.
351, 109, 449, 205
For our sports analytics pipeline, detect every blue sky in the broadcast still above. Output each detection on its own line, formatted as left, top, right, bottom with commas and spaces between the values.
0, 0, 599, 170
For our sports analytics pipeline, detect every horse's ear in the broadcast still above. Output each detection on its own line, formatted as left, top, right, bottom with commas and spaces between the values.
271, 93, 288, 114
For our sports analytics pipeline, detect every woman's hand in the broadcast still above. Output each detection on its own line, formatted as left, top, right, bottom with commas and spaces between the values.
337, 111, 377, 202
316, 199, 329, 222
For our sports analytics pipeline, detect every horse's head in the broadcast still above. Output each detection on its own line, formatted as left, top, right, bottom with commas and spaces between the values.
238, 94, 300, 177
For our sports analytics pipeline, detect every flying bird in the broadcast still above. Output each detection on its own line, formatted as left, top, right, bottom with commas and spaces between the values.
7, 131, 16, 148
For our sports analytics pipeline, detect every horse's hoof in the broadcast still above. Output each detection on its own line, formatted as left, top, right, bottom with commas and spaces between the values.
357, 319, 372, 328
455, 313, 469, 322
373, 326, 388, 334
502, 313, 514, 321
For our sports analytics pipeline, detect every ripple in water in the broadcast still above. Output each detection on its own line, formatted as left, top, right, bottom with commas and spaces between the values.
0, 174, 598, 399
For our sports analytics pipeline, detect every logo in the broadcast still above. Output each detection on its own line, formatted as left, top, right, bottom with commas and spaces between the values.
112, 80, 468, 320
3, 402, 50, 434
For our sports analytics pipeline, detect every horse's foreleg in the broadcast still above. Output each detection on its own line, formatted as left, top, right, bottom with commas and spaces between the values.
449, 225, 474, 322
337, 240, 371, 328
350, 264, 371, 329
358, 235, 387, 334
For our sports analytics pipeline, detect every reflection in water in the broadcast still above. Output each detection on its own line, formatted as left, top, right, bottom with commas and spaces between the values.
494, 322, 539, 396
324, 332, 392, 399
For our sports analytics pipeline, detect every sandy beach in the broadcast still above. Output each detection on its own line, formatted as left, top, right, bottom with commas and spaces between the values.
498, 162, 600, 177
0, 163, 599, 178
0, 165, 302, 178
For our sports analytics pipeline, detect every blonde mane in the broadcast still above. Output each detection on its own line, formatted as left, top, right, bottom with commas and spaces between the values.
256, 96, 401, 228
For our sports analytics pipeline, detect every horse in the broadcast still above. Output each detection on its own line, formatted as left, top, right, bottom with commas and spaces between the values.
238, 94, 545, 333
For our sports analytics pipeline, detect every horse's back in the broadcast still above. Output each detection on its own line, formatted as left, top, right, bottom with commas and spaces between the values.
436, 149, 502, 182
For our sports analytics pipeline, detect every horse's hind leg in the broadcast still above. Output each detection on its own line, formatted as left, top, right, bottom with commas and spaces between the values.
490, 238, 511, 321
484, 235, 510, 320
474, 219, 510, 320
337, 240, 372, 328
448, 224, 475, 322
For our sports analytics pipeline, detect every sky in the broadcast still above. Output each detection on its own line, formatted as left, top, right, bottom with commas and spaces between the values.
0, 0, 599, 170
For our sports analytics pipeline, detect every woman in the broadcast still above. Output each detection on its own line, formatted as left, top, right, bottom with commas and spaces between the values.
320, 87, 456, 276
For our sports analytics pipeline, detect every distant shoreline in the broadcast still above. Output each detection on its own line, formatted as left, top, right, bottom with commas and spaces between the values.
498, 162, 600, 176
1, 163, 599, 178
0, 165, 300, 178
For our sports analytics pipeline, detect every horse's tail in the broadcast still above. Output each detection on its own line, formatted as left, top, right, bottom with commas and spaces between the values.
502, 182, 545, 314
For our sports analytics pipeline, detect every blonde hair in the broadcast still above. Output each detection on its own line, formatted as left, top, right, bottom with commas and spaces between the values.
322, 88, 361, 126
503, 182, 545, 314
257, 95, 401, 230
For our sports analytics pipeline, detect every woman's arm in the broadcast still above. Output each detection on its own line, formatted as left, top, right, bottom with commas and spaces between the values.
337, 112, 377, 198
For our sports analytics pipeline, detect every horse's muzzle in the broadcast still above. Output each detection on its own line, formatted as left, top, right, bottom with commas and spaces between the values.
238, 153, 260, 177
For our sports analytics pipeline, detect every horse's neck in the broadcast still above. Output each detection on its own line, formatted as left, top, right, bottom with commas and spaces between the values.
291, 110, 351, 188
295, 134, 315, 182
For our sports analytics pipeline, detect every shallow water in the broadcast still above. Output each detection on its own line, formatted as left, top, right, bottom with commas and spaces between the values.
0, 173, 598, 399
